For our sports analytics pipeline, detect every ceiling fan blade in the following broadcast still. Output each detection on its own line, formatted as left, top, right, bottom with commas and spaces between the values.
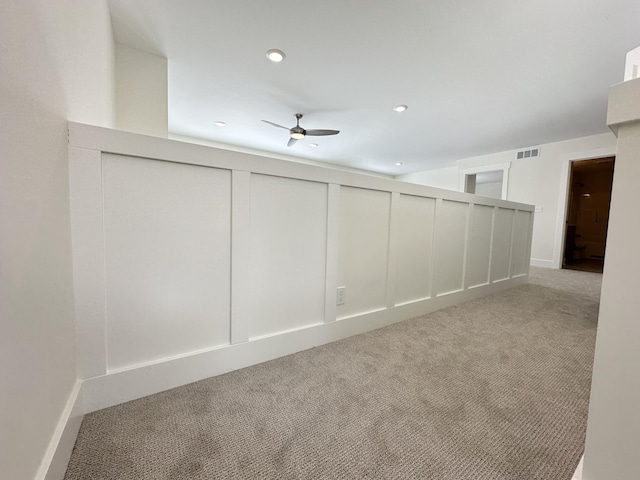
262, 120, 290, 130
305, 129, 340, 136
287, 137, 298, 147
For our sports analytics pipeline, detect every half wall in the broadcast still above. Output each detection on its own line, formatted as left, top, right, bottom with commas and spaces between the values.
68, 123, 534, 414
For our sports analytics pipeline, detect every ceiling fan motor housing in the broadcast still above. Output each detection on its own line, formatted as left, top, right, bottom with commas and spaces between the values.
290, 126, 305, 139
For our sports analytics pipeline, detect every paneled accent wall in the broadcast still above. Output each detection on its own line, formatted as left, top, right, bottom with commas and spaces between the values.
491, 208, 516, 282
395, 195, 435, 305
337, 187, 392, 319
434, 200, 469, 296
102, 154, 232, 370
466, 204, 494, 288
68, 123, 534, 412
511, 210, 533, 276
248, 175, 328, 339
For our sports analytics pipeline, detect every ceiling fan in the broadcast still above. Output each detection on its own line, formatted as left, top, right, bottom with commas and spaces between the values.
262, 113, 340, 147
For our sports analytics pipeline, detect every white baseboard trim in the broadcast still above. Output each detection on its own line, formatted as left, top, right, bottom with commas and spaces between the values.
36, 380, 84, 480
572, 455, 584, 480
530, 258, 555, 268
82, 275, 528, 413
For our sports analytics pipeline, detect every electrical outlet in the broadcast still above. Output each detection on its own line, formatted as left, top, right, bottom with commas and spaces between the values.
535, 206, 543, 213
336, 286, 346, 305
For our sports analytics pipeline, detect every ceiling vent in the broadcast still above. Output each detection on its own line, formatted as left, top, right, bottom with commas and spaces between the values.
516, 147, 540, 159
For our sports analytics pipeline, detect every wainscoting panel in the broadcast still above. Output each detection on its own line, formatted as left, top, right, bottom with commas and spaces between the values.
434, 200, 469, 295
511, 210, 532, 276
336, 187, 391, 319
102, 154, 232, 370
491, 207, 515, 282
248, 175, 328, 339
395, 194, 436, 304
466, 204, 495, 288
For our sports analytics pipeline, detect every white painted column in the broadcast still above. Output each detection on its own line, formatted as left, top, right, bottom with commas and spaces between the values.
582, 77, 640, 479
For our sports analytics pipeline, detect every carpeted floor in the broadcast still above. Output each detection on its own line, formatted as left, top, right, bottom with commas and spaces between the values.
64, 267, 601, 480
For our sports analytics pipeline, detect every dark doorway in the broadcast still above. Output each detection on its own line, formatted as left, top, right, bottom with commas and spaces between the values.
563, 157, 615, 273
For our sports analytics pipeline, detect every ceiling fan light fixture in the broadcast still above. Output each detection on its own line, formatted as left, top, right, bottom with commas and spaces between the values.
393, 104, 408, 112
263, 113, 339, 147
266, 49, 286, 62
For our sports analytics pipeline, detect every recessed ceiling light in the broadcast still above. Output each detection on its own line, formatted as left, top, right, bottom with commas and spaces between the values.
394, 162, 403, 166
309, 143, 318, 148
266, 49, 286, 62
393, 105, 408, 112
214, 121, 226, 127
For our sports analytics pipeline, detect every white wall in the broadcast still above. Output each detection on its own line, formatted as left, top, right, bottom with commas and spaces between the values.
583, 77, 640, 480
400, 165, 459, 190
40, 2, 115, 127
475, 181, 503, 199
0, 2, 115, 479
115, 43, 168, 137
397, 132, 617, 268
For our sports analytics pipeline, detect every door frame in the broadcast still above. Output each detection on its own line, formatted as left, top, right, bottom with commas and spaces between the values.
459, 162, 511, 199
553, 147, 616, 269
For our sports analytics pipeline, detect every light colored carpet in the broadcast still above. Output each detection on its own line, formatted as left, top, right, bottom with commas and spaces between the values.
65, 267, 601, 479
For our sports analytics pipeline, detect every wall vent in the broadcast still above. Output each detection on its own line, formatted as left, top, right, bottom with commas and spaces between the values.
516, 147, 540, 160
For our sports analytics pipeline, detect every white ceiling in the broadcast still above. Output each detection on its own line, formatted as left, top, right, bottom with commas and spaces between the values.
108, 0, 640, 175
